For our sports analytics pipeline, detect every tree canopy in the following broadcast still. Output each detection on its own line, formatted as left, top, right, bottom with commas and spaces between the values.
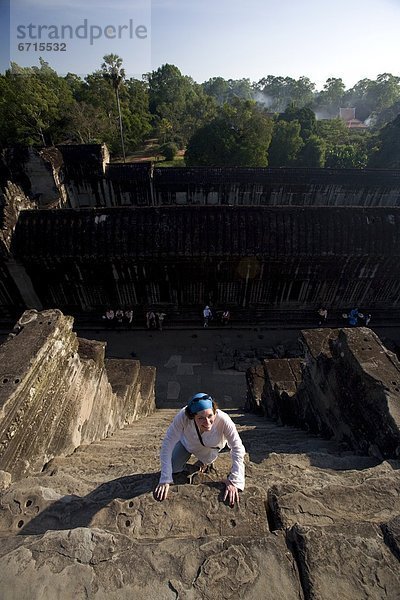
368, 114, 400, 168
147, 63, 217, 146
0, 59, 73, 146
185, 99, 273, 167
0, 58, 399, 168
268, 120, 304, 167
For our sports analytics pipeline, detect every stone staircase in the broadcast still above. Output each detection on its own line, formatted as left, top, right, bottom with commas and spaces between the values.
0, 406, 399, 599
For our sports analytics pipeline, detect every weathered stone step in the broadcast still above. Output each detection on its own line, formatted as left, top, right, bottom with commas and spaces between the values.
0, 407, 399, 600
0, 528, 302, 600
38, 408, 346, 481
0, 406, 383, 537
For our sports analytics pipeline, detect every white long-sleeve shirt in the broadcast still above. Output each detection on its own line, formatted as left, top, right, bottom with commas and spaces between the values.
159, 408, 245, 490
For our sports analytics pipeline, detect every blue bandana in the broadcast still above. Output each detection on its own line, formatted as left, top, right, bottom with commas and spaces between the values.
188, 393, 213, 414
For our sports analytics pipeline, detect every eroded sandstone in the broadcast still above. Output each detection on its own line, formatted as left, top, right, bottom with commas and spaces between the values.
0, 322, 399, 599
0, 309, 155, 481
247, 327, 400, 458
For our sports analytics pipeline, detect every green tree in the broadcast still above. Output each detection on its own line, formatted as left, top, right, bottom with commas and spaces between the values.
368, 114, 400, 168
268, 120, 304, 166
147, 64, 217, 145
124, 78, 152, 149
63, 69, 151, 152
72, 71, 120, 151
255, 75, 315, 112
315, 77, 345, 117
315, 118, 372, 168
202, 77, 230, 105
279, 104, 317, 141
180, 87, 217, 143
101, 54, 126, 162
254, 75, 287, 111
373, 73, 400, 112
372, 99, 400, 128
159, 142, 178, 161
315, 117, 350, 147
148, 64, 193, 141
297, 135, 326, 167
342, 78, 375, 122
343, 74, 400, 122
154, 118, 173, 144
290, 76, 316, 107
326, 144, 368, 168
66, 101, 112, 144
0, 60, 73, 146
64, 72, 86, 101
185, 99, 273, 166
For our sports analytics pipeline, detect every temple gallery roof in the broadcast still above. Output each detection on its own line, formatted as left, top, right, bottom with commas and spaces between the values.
153, 167, 400, 187
13, 205, 400, 260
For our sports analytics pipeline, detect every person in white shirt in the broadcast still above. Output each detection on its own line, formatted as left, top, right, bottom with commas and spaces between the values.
203, 306, 212, 327
154, 393, 245, 506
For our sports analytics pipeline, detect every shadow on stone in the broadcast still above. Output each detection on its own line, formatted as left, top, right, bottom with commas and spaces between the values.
231, 411, 383, 471
19, 473, 158, 535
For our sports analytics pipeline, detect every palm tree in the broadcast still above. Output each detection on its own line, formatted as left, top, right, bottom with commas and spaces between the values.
101, 54, 126, 162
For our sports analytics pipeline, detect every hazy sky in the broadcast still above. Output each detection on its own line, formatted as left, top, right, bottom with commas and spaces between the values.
1, 0, 399, 90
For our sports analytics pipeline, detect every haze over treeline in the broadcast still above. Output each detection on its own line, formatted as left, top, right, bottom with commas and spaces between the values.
1, 57, 399, 169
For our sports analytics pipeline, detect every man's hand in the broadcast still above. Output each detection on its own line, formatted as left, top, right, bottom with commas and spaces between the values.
154, 483, 170, 501
223, 479, 240, 507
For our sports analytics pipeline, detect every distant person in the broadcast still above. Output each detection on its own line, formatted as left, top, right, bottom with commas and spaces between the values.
317, 307, 328, 326
203, 305, 212, 328
146, 310, 156, 329
154, 393, 245, 507
221, 309, 231, 326
364, 313, 372, 326
348, 308, 359, 326
156, 311, 166, 331
125, 309, 134, 325
115, 309, 124, 324
105, 308, 114, 328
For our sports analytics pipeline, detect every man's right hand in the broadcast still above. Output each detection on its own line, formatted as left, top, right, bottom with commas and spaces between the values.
154, 483, 170, 501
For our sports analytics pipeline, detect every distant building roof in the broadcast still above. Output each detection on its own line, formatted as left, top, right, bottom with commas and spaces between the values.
153, 167, 399, 187
346, 119, 368, 130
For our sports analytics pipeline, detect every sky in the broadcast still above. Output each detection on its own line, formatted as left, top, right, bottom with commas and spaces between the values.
0, 0, 400, 90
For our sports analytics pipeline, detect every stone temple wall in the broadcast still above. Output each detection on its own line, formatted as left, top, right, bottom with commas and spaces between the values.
246, 326, 400, 459
9, 205, 400, 322
3, 145, 400, 209
0, 309, 156, 482
1, 144, 400, 323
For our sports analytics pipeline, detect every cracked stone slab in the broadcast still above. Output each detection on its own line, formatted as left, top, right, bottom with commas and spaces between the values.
0, 477, 268, 540
267, 461, 400, 529
0, 528, 301, 600
288, 522, 400, 600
